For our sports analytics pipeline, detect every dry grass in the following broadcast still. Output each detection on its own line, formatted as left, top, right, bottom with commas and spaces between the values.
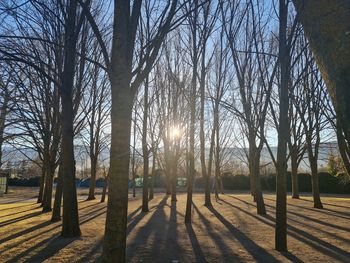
0, 187, 350, 262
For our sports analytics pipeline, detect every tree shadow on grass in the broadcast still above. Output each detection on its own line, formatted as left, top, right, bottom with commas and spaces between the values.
0, 203, 36, 212
127, 196, 169, 261
206, 205, 279, 263
185, 221, 206, 262
264, 197, 350, 219
1, 205, 107, 261
226, 195, 350, 262
298, 197, 349, 208
192, 203, 243, 262
0, 206, 41, 219
0, 210, 42, 227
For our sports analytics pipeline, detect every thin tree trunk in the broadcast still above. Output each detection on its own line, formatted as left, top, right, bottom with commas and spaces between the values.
101, 175, 108, 203
251, 153, 266, 215
37, 168, 45, 203
149, 151, 156, 200
291, 151, 299, 199
51, 164, 63, 222
185, 0, 198, 223
87, 157, 97, 200
142, 77, 149, 212
42, 165, 54, 212
310, 160, 323, 209
171, 160, 177, 202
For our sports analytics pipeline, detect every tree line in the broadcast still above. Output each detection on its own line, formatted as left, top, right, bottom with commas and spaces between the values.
0, 0, 349, 261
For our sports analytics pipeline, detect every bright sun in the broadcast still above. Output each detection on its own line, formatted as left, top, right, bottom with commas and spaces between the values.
169, 126, 181, 140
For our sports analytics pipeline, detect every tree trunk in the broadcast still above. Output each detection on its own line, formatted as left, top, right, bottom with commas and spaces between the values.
102, 80, 133, 261
60, 0, 81, 238
171, 160, 177, 202
51, 165, 63, 222
250, 154, 266, 215
42, 164, 54, 212
293, 0, 350, 139
149, 151, 156, 200
142, 78, 149, 212
37, 168, 45, 203
310, 160, 323, 209
185, 1, 198, 223
101, 176, 107, 203
275, 0, 289, 252
291, 151, 299, 199
87, 156, 97, 200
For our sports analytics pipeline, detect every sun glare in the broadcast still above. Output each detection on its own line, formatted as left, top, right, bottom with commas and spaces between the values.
169, 126, 181, 140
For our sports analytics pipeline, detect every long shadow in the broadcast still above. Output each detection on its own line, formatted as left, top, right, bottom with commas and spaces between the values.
0, 204, 107, 255
265, 201, 350, 232
264, 197, 350, 219
225, 196, 350, 262
0, 210, 42, 227
193, 203, 243, 262
77, 239, 103, 263
299, 197, 350, 209
231, 195, 350, 232
0, 206, 41, 219
127, 196, 169, 261
0, 203, 35, 212
163, 201, 182, 262
8, 235, 78, 263
2, 205, 108, 262
0, 196, 37, 204
206, 205, 279, 263
78, 202, 103, 211
127, 205, 142, 221
127, 196, 168, 235
186, 222, 206, 262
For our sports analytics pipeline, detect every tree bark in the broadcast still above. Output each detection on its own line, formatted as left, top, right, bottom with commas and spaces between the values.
149, 151, 156, 200
293, 0, 350, 140
87, 156, 97, 200
142, 77, 149, 212
275, 0, 289, 252
51, 164, 63, 222
37, 168, 45, 203
61, 0, 81, 238
290, 150, 300, 199
250, 150, 266, 215
310, 159, 323, 209
101, 175, 107, 203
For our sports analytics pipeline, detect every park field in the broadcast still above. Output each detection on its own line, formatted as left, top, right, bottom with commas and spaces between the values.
0, 188, 350, 262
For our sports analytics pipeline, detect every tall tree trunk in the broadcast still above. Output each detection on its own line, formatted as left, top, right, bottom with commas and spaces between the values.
185, 0, 198, 223
293, 0, 350, 139
51, 164, 63, 222
199, 42, 211, 207
275, 0, 289, 252
103, 80, 133, 261
132, 107, 137, 198
142, 78, 149, 212
290, 150, 299, 199
61, 0, 81, 238
87, 156, 97, 200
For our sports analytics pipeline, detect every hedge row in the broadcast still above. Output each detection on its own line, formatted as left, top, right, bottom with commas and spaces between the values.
7, 171, 350, 194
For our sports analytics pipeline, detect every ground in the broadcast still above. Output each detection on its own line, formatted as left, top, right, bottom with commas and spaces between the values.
0, 187, 350, 262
